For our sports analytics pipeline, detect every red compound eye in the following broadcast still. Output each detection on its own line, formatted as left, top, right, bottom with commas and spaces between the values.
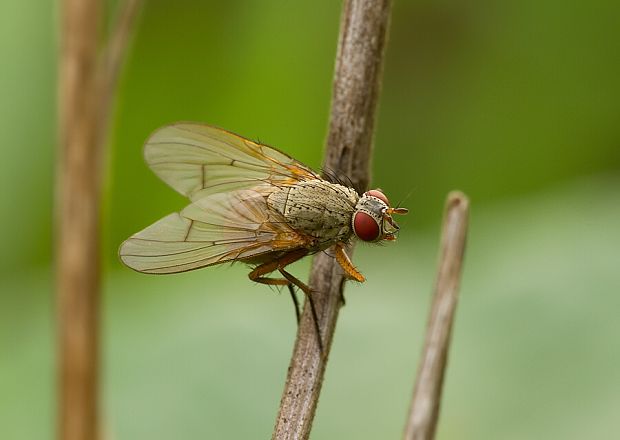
353, 211, 381, 242
365, 189, 389, 205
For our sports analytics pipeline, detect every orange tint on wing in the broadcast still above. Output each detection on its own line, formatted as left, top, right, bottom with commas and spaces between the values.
144, 123, 322, 201
119, 189, 313, 274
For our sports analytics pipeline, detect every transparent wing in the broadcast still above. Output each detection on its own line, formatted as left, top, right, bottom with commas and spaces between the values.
119, 190, 311, 274
144, 122, 321, 201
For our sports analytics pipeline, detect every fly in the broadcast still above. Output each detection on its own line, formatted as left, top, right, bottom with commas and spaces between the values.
119, 123, 408, 340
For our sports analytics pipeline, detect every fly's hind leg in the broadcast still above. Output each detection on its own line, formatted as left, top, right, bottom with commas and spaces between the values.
278, 268, 324, 354
286, 284, 301, 325
247, 248, 323, 353
248, 249, 309, 326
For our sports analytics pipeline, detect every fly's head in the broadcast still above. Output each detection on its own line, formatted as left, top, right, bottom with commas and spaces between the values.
352, 189, 409, 243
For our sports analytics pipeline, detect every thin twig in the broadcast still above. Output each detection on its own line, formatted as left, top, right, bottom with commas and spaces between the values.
272, 1, 392, 439
99, 0, 144, 146
57, 1, 142, 439
403, 191, 470, 440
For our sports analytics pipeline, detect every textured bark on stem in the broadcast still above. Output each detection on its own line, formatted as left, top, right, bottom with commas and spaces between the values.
403, 191, 470, 440
272, 1, 392, 439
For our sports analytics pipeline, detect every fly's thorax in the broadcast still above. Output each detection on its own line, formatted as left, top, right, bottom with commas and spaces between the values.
267, 179, 359, 247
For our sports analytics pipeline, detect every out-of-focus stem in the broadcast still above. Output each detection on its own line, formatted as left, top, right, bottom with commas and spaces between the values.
403, 191, 470, 440
57, 1, 142, 438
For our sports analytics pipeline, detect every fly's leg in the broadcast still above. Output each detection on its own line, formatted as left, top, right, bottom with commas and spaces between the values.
333, 243, 367, 306
247, 249, 309, 285
248, 249, 309, 328
335, 243, 365, 282
286, 284, 301, 325
278, 267, 324, 354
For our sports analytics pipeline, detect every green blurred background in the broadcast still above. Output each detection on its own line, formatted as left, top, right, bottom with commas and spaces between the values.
2, 0, 619, 438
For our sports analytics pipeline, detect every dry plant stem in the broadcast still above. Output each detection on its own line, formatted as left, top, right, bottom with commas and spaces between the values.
99, 0, 144, 143
403, 192, 470, 440
57, 1, 141, 439
273, 1, 392, 439
58, 2, 102, 438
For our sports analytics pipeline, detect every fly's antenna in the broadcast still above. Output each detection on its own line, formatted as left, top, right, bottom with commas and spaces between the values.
395, 186, 416, 209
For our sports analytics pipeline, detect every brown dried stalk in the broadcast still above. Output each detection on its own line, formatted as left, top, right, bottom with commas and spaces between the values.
57, 1, 142, 439
403, 191, 470, 440
99, 0, 144, 143
57, 2, 102, 438
272, 1, 392, 439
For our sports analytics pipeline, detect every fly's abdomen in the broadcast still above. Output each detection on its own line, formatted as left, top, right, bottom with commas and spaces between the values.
267, 180, 358, 246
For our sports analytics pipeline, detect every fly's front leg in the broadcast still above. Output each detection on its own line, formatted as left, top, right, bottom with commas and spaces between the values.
335, 242, 365, 282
